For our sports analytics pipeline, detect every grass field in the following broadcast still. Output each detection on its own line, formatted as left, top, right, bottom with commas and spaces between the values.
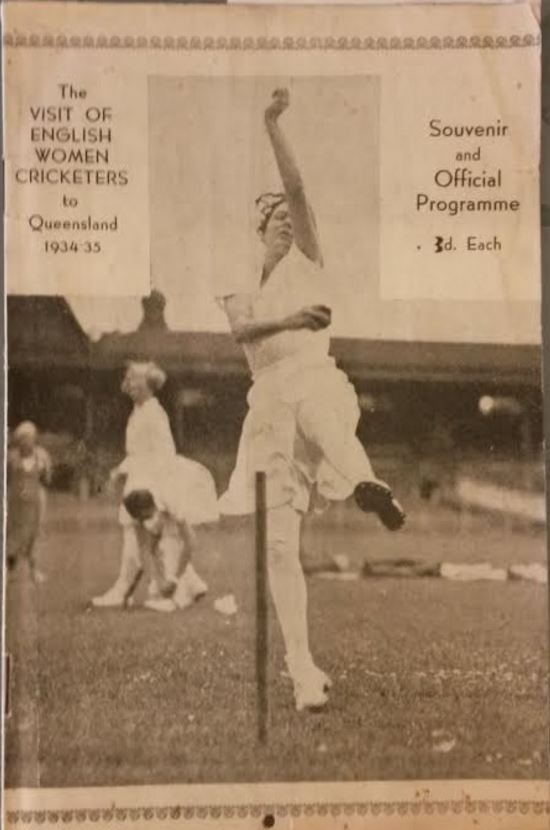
5, 492, 548, 788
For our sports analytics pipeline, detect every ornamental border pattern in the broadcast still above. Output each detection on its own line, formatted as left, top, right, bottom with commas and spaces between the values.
5, 799, 550, 825
2, 32, 541, 50
2, 15, 544, 830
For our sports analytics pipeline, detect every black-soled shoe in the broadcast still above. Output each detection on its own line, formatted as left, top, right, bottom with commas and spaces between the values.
354, 480, 406, 531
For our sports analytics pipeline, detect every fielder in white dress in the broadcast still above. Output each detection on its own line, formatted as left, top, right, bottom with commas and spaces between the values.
218, 89, 405, 711
92, 361, 218, 609
121, 466, 215, 613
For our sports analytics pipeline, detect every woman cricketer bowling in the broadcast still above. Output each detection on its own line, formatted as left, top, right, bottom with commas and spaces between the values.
217, 88, 406, 711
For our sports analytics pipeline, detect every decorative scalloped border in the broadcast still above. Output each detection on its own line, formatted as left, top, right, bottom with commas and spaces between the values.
5, 798, 550, 824
2, 18, 544, 830
2, 32, 541, 50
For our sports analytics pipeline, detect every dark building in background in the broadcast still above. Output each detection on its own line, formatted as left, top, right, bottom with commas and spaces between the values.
7, 295, 93, 436
7, 296, 95, 490
7, 290, 544, 495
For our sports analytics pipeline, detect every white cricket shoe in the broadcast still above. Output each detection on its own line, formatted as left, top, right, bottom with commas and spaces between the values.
92, 584, 130, 608
144, 597, 177, 613
173, 565, 208, 609
286, 656, 331, 712
184, 564, 208, 600
285, 656, 332, 691
173, 580, 194, 610
293, 674, 329, 712
172, 563, 208, 609
310, 664, 333, 691
31, 569, 47, 585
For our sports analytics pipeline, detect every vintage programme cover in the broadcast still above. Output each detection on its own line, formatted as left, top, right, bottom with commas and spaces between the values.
1, 0, 548, 827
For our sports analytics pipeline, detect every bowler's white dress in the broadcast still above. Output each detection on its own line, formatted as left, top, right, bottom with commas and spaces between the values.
218, 245, 374, 515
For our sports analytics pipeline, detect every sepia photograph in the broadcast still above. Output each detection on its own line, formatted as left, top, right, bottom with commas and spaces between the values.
5, 68, 547, 797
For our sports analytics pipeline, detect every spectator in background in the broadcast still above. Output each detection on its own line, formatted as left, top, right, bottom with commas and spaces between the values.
6, 421, 52, 583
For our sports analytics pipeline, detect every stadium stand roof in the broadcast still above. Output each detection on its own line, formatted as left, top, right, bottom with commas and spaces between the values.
9, 292, 540, 386
8, 296, 91, 368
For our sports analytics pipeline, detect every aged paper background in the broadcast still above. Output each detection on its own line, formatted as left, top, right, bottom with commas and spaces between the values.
3, 1, 547, 827
4, 2, 540, 335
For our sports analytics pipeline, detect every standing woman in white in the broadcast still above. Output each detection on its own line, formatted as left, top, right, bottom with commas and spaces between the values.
92, 361, 209, 608
218, 88, 405, 711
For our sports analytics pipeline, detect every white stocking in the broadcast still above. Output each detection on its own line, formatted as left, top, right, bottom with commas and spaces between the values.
159, 534, 184, 583
113, 524, 142, 592
267, 505, 311, 674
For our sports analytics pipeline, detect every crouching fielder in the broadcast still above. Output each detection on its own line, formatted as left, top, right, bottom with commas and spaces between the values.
94, 454, 218, 610
102, 455, 217, 610
217, 88, 405, 712
122, 466, 213, 613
